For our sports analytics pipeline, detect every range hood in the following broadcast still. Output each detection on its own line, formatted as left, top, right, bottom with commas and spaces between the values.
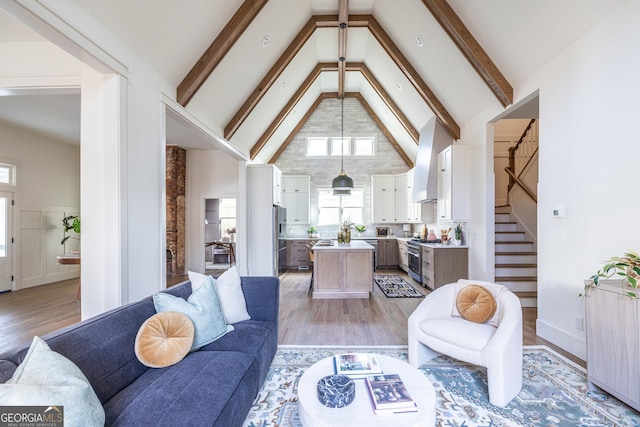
412, 117, 454, 203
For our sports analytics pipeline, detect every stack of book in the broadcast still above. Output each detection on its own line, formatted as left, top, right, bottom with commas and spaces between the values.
364, 374, 417, 415
333, 353, 383, 379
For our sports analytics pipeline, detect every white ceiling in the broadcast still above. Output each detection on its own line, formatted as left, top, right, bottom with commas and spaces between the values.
0, 1, 627, 158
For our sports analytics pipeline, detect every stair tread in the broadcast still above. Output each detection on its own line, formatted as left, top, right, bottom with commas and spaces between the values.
514, 291, 537, 298
495, 263, 537, 268
496, 276, 538, 281
495, 251, 537, 255
495, 231, 525, 234
495, 241, 534, 244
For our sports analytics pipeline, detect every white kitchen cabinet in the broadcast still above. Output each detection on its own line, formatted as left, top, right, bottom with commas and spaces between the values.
371, 175, 396, 223
407, 169, 422, 223
585, 280, 640, 411
437, 145, 469, 221
372, 172, 421, 223
282, 175, 310, 224
402, 170, 422, 223
273, 166, 282, 207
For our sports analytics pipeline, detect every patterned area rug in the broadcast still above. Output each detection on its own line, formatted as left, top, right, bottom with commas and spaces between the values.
373, 274, 424, 298
242, 345, 639, 427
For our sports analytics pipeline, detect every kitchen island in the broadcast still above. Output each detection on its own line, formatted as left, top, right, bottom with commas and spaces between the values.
312, 240, 374, 299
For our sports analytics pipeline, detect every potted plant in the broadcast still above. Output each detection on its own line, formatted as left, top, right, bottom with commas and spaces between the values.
61, 215, 81, 245
307, 226, 317, 238
586, 249, 640, 298
454, 223, 462, 245
355, 225, 366, 236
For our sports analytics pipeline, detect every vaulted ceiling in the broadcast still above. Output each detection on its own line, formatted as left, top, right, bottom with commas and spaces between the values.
0, 1, 626, 162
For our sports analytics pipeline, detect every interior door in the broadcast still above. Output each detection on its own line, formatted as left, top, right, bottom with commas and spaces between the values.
0, 191, 13, 292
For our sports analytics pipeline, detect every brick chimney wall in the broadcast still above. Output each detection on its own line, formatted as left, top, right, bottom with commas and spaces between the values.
166, 146, 186, 277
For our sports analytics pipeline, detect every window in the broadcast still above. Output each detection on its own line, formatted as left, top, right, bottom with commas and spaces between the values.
317, 188, 364, 225
0, 163, 15, 186
219, 198, 236, 237
330, 138, 350, 156
353, 137, 375, 156
306, 136, 375, 157
306, 137, 328, 156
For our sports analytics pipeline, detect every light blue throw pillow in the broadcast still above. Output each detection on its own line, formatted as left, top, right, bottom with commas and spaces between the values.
153, 276, 233, 351
0, 336, 105, 427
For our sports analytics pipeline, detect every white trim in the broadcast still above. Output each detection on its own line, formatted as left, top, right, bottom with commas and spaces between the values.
536, 318, 586, 361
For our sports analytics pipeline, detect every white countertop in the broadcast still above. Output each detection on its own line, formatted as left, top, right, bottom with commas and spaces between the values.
312, 240, 374, 250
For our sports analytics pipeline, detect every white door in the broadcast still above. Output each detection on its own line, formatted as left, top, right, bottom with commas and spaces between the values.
0, 191, 13, 292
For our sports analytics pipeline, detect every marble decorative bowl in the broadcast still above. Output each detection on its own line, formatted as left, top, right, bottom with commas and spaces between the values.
316, 375, 355, 408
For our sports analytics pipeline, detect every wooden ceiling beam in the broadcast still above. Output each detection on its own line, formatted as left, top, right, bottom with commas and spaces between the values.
225, 15, 323, 139
268, 93, 333, 163
250, 63, 336, 159
349, 92, 414, 168
348, 62, 419, 143
269, 92, 413, 168
177, 0, 268, 107
421, 0, 513, 107
365, 15, 460, 140
338, 0, 349, 99
254, 62, 421, 160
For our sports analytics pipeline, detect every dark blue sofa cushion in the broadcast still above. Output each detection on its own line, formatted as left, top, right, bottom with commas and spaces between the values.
104, 351, 258, 427
199, 319, 277, 391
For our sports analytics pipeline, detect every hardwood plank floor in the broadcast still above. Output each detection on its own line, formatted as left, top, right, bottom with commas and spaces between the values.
0, 270, 585, 367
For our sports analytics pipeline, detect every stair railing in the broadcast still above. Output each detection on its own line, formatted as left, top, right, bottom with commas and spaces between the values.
504, 167, 537, 203
508, 119, 538, 192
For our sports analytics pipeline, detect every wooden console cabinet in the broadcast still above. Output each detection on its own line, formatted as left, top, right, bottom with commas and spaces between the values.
585, 280, 640, 411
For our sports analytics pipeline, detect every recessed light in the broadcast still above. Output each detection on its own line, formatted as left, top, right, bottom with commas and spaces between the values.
416, 35, 424, 47
396, 82, 402, 90
262, 35, 270, 47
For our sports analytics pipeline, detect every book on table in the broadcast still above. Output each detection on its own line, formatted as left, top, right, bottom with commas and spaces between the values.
333, 353, 383, 379
365, 373, 417, 415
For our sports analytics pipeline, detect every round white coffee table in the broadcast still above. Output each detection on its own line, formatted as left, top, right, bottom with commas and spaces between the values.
298, 354, 435, 427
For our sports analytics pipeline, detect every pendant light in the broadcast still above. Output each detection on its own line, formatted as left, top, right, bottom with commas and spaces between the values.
332, 96, 354, 195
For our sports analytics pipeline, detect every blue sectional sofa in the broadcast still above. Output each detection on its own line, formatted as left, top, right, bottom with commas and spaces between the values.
0, 276, 280, 427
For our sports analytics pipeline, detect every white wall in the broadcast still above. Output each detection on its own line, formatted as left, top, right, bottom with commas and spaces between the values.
465, 0, 640, 359
0, 120, 80, 288
186, 149, 240, 273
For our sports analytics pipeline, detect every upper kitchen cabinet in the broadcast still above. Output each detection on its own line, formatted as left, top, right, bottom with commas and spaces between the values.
371, 175, 396, 223
437, 145, 469, 221
248, 164, 282, 207
372, 172, 421, 223
282, 175, 310, 224
398, 171, 421, 223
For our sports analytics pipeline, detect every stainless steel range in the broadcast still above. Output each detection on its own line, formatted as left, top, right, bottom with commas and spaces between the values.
407, 238, 441, 285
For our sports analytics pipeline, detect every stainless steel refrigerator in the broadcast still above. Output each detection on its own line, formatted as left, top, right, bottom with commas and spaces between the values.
273, 206, 287, 275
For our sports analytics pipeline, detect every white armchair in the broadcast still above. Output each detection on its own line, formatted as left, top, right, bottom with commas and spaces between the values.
408, 279, 522, 407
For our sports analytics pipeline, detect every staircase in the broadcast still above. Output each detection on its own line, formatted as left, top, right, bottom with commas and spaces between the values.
495, 206, 537, 307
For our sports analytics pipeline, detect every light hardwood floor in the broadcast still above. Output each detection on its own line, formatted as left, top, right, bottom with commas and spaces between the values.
0, 270, 585, 367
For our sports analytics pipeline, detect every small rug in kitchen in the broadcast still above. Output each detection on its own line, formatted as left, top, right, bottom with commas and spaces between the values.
373, 274, 424, 298
242, 345, 639, 427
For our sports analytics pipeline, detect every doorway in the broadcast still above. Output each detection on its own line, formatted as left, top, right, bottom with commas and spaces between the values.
205, 198, 236, 271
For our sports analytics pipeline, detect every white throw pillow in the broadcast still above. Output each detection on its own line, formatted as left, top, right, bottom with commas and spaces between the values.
214, 266, 251, 324
0, 336, 105, 427
188, 270, 209, 291
188, 267, 250, 324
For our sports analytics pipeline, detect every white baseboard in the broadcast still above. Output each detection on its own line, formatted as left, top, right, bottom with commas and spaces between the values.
536, 319, 586, 361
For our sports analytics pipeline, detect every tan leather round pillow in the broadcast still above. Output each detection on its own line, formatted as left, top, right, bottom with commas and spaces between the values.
135, 311, 195, 368
456, 285, 497, 323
